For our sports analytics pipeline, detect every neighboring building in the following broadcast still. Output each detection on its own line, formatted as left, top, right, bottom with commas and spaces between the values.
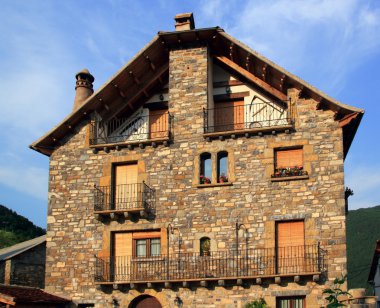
30, 13, 364, 308
0, 236, 46, 289
0, 284, 70, 307
368, 240, 380, 308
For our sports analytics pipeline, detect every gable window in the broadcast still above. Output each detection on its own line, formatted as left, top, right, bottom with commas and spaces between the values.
200, 152, 212, 184
217, 151, 228, 183
272, 147, 307, 178
276, 296, 305, 308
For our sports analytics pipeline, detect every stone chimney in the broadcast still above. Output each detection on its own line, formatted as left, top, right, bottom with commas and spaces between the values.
73, 68, 94, 111
174, 13, 195, 31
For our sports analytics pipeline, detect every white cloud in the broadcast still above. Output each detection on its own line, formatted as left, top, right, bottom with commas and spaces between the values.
199, 0, 380, 94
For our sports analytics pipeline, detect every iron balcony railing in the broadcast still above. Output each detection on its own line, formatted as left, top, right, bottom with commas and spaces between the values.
90, 111, 171, 145
94, 183, 155, 213
203, 101, 293, 134
95, 244, 325, 283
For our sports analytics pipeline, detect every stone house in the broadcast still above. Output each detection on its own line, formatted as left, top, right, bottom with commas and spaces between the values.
0, 236, 46, 289
30, 13, 364, 308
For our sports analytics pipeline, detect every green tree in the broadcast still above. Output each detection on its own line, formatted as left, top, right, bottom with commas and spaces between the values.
323, 276, 350, 308
244, 298, 267, 308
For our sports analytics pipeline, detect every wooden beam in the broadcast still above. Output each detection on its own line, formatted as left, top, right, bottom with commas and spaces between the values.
245, 54, 250, 71
129, 71, 140, 85
261, 63, 267, 81
339, 112, 359, 127
213, 80, 243, 87
213, 91, 250, 102
213, 55, 287, 101
229, 43, 234, 60
106, 64, 169, 120
145, 55, 156, 71
279, 74, 286, 91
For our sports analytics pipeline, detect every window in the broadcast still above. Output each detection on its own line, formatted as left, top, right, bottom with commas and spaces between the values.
134, 238, 161, 257
113, 163, 138, 209
200, 152, 212, 184
200, 237, 211, 256
217, 151, 228, 183
276, 221, 305, 274
149, 108, 169, 139
273, 147, 307, 178
277, 296, 305, 308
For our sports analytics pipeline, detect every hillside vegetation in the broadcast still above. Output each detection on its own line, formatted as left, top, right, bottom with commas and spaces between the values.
347, 205, 380, 291
0, 204, 45, 249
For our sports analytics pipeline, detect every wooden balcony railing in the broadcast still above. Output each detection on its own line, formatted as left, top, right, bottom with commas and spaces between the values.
94, 183, 155, 216
203, 101, 293, 135
90, 111, 171, 146
95, 244, 325, 285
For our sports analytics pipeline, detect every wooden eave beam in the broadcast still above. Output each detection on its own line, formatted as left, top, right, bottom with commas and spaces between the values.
339, 112, 359, 127
0, 294, 16, 306
106, 63, 169, 120
213, 55, 287, 101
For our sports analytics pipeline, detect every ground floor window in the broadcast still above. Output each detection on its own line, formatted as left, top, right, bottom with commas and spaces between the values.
276, 296, 305, 308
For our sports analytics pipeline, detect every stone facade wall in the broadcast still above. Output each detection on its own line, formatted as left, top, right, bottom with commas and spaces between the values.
45, 43, 347, 307
9, 243, 46, 288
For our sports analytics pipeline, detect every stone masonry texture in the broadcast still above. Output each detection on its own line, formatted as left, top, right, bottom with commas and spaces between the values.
44, 43, 347, 307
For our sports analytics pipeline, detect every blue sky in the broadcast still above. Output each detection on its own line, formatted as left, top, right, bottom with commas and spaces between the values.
0, 0, 379, 228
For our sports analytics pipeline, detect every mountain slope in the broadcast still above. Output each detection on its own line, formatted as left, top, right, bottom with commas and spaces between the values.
347, 205, 380, 291
0, 204, 45, 249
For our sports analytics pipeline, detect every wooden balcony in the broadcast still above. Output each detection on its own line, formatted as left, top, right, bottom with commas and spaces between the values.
203, 100, 293, 140
89, 111, 172, 150
94, 183, 155, 219
95, 244, 325, 288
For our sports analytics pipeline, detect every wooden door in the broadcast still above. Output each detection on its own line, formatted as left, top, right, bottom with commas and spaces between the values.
277, 221, 305, 274
114, 164, 138, 210
113, 232, 132, 281
214, 100, 244, 131
149, 110, 168, 139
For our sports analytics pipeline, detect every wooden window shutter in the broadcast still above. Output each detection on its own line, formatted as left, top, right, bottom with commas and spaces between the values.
277, 221, 305, 248
113, 232, 132, 256
276, 148, 303, 168
149, 110, 168, 139
214, 100, 244, 131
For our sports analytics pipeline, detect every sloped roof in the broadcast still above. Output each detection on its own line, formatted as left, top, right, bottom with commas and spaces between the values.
0, 284, 70, 305
30, 26, 363, 157
0, 235, 46, 261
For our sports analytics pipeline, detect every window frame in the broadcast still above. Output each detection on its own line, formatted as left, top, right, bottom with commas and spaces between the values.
133, 237, 161, 258
276, 296, 306, 308
199, 152, 212, 184
217, 151, 229, 183
273, 147, 306, 178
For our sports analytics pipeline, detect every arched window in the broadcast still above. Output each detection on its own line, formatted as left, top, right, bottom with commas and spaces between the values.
200, 153, 212, 184
217, 151, 228, 183
200, 237, 211, 256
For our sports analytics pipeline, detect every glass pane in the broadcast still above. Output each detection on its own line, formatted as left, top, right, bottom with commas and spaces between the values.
200, 153, 212, 183
294, 298, 304, 308
150, 238, 161, 256
136, 239, 147, 257
218, 153, 228, 182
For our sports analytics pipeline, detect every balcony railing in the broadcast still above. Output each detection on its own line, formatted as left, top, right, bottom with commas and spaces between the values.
203, 101, 293, 134
90, 111, 171, 145
95, 244, 325, 284
94, 183, 155, 215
